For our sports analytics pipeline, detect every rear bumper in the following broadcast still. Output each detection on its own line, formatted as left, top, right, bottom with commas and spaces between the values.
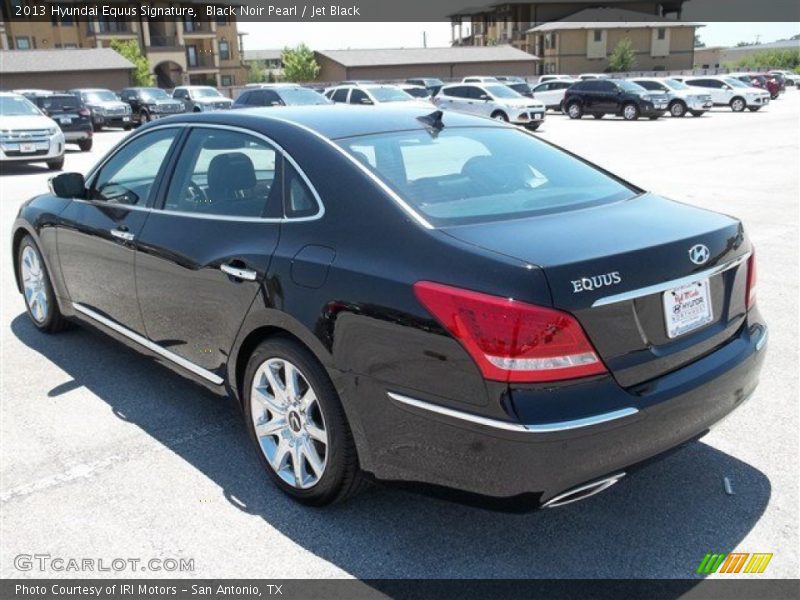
93, 115, 131, 127
344, 311, 767, 505
63, 127, 92, 142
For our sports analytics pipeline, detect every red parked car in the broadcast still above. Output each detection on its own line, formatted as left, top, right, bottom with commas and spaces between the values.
730, 73, 780, 100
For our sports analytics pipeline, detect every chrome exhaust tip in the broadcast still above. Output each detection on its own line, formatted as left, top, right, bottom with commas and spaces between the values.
541, 472, 626, 509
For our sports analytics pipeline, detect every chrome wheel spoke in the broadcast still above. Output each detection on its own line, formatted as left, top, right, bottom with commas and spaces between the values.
21, 246, 48, 323
269, 437, 291, 471
255, 416, 286, 438
291, 444, 305, 486
306, 422, 326, 444
298, 388, 317, 412
300, 440, 325, 477
284, 363, 301, 402
253, 383, 287, 416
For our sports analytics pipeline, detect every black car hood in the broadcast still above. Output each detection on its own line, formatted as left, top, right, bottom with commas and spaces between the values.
440, 193, 745, 309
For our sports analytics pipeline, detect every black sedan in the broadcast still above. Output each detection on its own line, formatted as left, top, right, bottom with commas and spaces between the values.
11, 106, 766, 508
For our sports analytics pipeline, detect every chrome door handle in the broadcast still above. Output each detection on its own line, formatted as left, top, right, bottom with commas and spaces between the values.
220, 263, 257, 281
110, 229, 135, 241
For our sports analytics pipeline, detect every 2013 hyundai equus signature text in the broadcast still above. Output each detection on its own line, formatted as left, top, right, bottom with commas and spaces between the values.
11, 105, 767, 509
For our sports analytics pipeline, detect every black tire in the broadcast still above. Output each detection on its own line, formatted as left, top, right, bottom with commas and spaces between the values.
17, 235, 68, 333
243, 336, 366, 506
47, 157, 64, 171
622, 103, 640, 121
770, 93, 778, 100
558, 100, 565, 113
690, 110, 706, 117
123, 124, 132, 131
77, 139, 93, 152
526, 122, 541, 131
592, 113, 604, 119
566, 101, 583, 119
730, 97, 746, 112
669, 100, 687, 117
748, 107, 762, 112
490, 111, 509, 122
648, 116, 660, 120
140, 110, 150, 124
92, 122, 102, 132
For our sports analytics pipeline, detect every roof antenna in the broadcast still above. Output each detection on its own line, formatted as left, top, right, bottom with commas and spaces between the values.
417, 110, 444, 134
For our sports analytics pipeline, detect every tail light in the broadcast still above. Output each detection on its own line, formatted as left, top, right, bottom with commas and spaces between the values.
413, 281, 606, 383
746, 249, 757, 309
78, 108, 91, 117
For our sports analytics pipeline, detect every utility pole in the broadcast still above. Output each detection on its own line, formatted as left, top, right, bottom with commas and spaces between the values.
423, 31, 427, 48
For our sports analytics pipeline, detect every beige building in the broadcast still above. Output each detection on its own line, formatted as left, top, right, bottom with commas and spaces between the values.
0, 2, 246, 87
694, 39, 800, 69
314, 46, 539, 83
528, 8, 700, 74
0, 47, 134, 89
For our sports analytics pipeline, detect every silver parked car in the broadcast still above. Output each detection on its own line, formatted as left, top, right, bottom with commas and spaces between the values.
172, 86, 233, 112
434, 83, 546, 131
631, 77, 713, 117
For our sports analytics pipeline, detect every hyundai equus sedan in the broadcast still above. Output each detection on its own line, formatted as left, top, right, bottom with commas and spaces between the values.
12, 106, 766, 508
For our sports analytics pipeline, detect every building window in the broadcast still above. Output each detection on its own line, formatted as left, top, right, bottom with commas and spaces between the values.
219, 39, 230, 60
64, 43, 78, 48
221, 75, 233, 86
217, 15, 229, 25
593, 29, 602, 42
657, 27, 666, 40
15, 37, 31, 50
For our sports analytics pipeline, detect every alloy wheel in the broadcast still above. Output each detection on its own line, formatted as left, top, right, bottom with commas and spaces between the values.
250, 358, 328, 489
670, 102, 685, 117
21, 245, 48, 323
623, 105, 638, 120
731, 98, 745, 112
568, 103, 580, 118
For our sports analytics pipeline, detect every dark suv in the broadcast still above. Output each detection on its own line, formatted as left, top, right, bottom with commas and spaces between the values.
119, 87, 185, 125
563, 79, 669, 120
27, 93, 93, 151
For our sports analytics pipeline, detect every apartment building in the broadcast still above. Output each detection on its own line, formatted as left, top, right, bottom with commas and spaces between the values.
0, 2, 246, 87
449, 0, 694, 73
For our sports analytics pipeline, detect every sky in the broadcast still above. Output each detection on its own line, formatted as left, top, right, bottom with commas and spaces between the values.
238, 22, 800, 51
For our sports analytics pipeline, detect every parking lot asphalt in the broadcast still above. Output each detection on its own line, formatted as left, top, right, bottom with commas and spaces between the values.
1, 96, 798, 582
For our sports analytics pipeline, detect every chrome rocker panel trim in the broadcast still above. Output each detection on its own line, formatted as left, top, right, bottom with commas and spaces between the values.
72, 302, 224, 385
387, 392, 639, 433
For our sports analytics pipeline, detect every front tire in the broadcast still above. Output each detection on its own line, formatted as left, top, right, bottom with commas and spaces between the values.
669, 100, 687, 117
123, 124, 132, 131
730, 97, 746, 112
18, 235, 67, 333
748, 106, 762, 112
491, 111, 509, 122
139, 110, 150, 124
244, 337, 365, 505
622, 103, 640, 120
78, 139, 93, 152
690, 110, 706, 117
47, 158, 64, 171
592, 113, 604, 119
566, 101, 583, 119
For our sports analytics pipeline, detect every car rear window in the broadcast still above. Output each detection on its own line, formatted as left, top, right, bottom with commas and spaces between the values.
336, 127, 637, 226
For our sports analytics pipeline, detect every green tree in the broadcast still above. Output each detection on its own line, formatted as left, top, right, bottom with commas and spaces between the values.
110, 39, 153, 86
735, 48, 800, 70
247, 60, 267, 84
608, 38, 636, 72
281, 44, 320, 82
694, 34, 705, 48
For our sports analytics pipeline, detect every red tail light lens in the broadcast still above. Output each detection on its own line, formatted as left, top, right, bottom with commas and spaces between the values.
746, 249, 757, 309
413, 281, 606, 383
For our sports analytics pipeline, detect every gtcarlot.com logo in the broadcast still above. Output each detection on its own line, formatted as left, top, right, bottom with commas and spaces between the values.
697, 552, 773, 575
14, 554, 195, 573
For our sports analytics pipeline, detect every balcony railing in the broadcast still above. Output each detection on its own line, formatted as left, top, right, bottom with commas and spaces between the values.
183, 22, 213, 34
149, 35, 178, 48
187, 54, 216, 69
87, 23, 131, 35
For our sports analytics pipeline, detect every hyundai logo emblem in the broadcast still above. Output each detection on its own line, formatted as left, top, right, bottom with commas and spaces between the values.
689, 244, 711, 265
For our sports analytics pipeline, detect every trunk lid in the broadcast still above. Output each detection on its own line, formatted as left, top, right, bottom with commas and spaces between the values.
441, 194, 750, 387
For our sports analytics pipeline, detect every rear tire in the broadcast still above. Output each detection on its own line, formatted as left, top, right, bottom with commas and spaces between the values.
47, 158, 64, 171
18, 235, 68, 333
243, 336, 366, 506
592, 113, 604, 119
123, 124, 132, 131
140, 110, 150, 124
92, 122, 102, 132
78, 139, 93, 152
566, 101, 583, 119
690, 110, 706, 117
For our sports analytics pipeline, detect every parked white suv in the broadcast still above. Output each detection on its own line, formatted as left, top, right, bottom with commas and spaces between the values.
172, 86, 233, 112
462, 76, 500, 84
530, 79, 576, 111
324, 84, 418, 105
631, 77, 713, 117
434, 83, 546, 130
538, 74, 574, 83
0, 92, 65, 171
681, 76, 770, 112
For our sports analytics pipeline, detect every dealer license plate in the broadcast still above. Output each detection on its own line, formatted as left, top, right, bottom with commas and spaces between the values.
59, 117, 72, 125
19, 142, 35, 153
663, 279, 713, 339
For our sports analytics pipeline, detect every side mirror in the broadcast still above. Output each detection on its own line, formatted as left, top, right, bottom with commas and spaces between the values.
479, 94, 490, 100
360, 98, 373, 105
49, 172, 86, 198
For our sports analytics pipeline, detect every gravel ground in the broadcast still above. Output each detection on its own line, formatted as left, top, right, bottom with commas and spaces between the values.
1, 94, 797, 581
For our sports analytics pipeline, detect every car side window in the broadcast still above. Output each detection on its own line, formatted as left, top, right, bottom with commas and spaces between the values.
468, 87, 486, 99
262, 90, 283, 106
597, 80, 616, 92
90, 128, 179, 206
349, 88, 371, 104
331, 88, 349, 103
283, 161, 320, 219
174, 89, 187, 99
164, 128, 279, 218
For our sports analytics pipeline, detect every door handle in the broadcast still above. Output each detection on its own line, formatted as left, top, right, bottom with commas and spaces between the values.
220, 263, 257, 281
110, 228, 135, 242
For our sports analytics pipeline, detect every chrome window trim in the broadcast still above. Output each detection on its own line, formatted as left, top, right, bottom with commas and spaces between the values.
387, 392, 639, 433
72, 302, 224, 385
80, 122, 325, 224
265, 115, 435, 230
591, 252, 751, 308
